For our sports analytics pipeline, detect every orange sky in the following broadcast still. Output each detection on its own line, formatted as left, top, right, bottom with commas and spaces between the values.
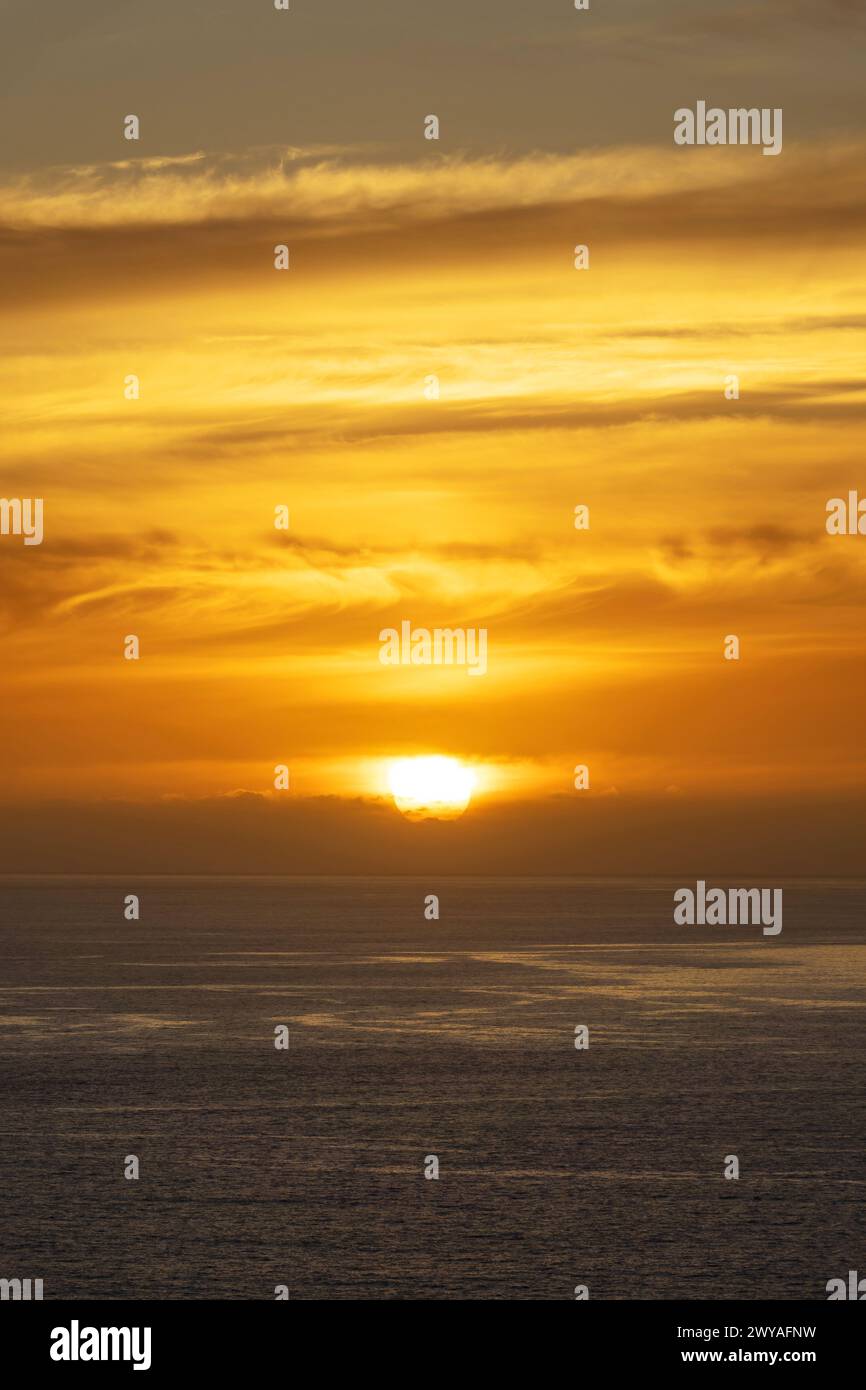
1, 5, 865, 871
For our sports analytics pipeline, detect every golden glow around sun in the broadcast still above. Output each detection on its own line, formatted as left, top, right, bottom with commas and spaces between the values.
387, 756, 476, 820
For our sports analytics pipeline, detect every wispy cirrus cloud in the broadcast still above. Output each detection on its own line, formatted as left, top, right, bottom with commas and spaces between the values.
2, 140, 864, 233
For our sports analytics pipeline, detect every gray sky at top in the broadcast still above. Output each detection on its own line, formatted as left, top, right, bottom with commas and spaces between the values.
0, 0, 864, 173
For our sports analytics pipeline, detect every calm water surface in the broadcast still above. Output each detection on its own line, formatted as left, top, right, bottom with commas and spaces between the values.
0, 876, 864, 1300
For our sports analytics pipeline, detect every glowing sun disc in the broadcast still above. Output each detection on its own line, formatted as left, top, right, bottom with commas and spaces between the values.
387, 756, 475, 819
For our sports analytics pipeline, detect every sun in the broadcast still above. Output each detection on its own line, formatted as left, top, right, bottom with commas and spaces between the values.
387, 756, 476, 820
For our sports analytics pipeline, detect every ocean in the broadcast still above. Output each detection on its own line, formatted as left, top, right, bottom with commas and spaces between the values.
1, 876, 864, 1300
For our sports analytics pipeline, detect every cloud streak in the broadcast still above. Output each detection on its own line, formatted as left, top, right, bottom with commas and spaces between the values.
2, 140, 865, 233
